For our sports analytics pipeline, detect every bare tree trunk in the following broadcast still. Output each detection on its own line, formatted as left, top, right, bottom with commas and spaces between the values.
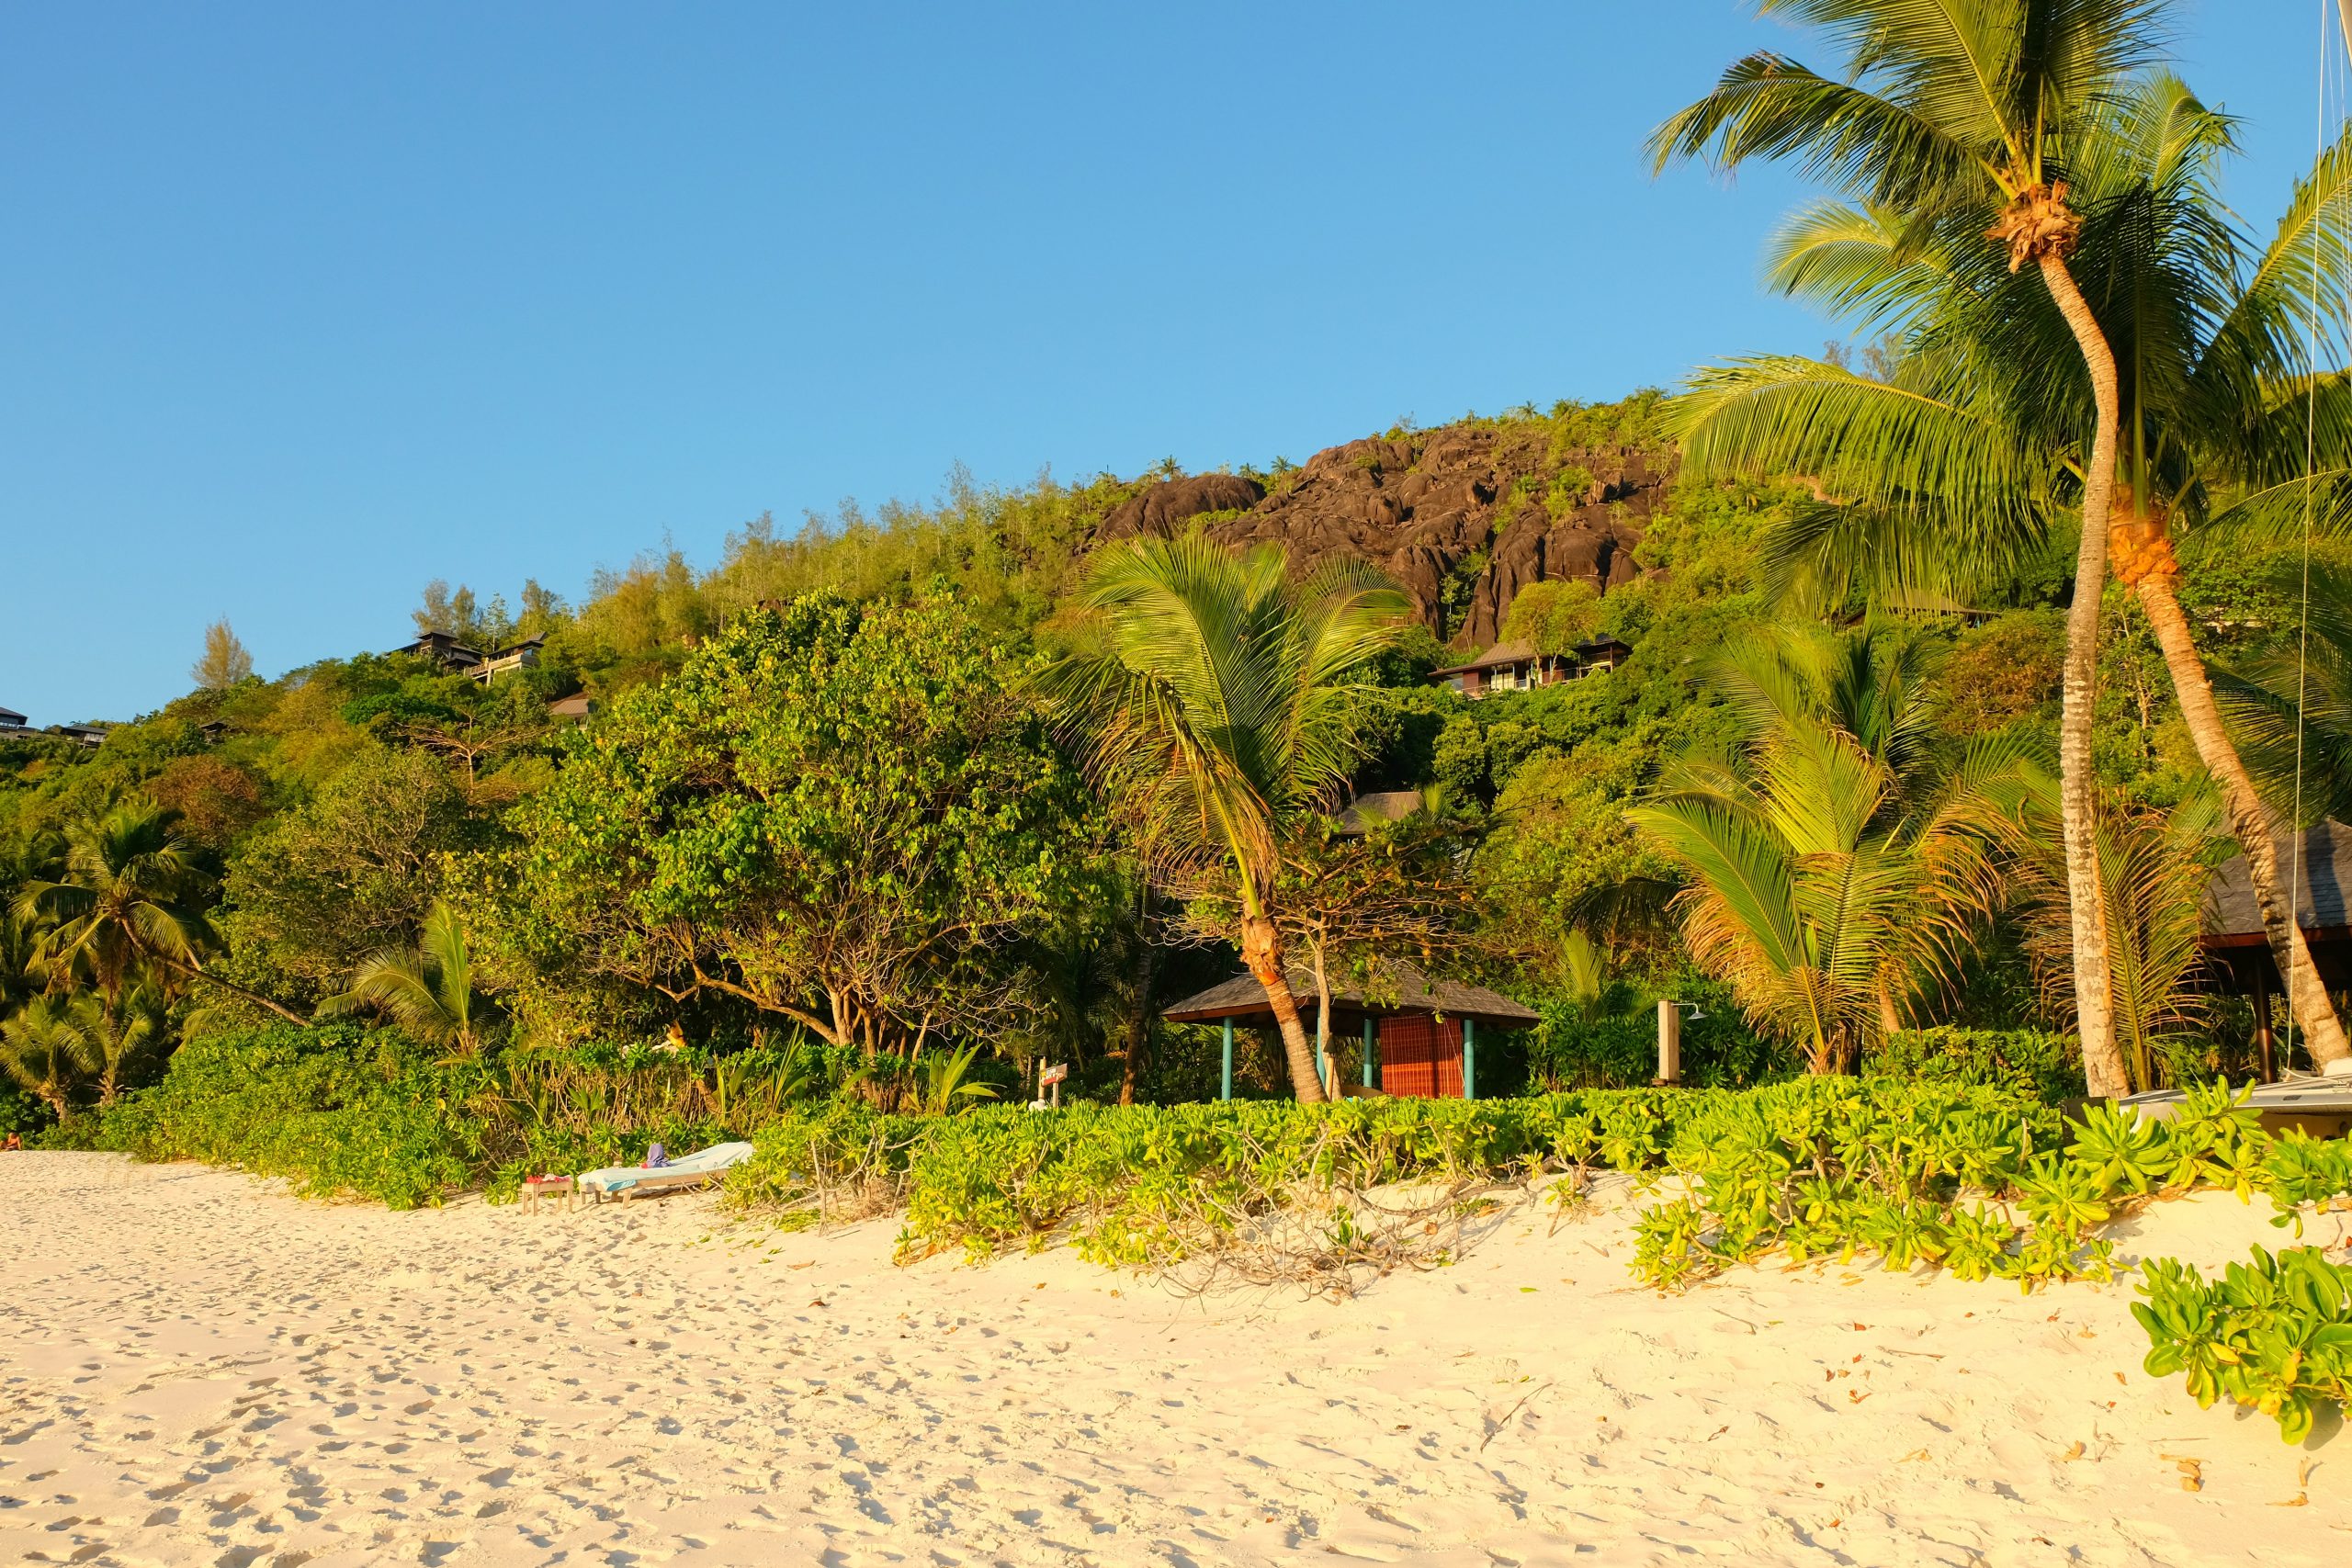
1239, 914, 1326, 1103
2136, 573, 2352, 1069
1118, 881, 1156, 1109
1309, 932, 1336, 1099
2037, 252, 2130, 1100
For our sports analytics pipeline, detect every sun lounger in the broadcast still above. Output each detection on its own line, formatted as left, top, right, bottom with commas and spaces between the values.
578, 1141, 756, 1202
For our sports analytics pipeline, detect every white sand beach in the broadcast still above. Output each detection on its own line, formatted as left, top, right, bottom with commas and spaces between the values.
2, 1152, 2343, 1567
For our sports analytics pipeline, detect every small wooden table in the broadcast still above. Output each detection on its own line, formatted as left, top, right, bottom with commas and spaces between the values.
522, 1175, 576, 1214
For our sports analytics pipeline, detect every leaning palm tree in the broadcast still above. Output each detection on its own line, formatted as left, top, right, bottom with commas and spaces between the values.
1653, 0, 2177, 1095
1631, 624, 2021, 1073
1044, 535, 1408, 1101
0, 996, 97, 1119
322, 900, 492, 1054
14, 799, 310, 1026
1673, 80, 2352, 1074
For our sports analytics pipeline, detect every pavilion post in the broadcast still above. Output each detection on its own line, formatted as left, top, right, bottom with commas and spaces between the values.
1363, 1016, 1375, 1089
1220, 1017, 1234, 1102
2253, 962, 2277, 1083
1463, 1016, 1476, 1101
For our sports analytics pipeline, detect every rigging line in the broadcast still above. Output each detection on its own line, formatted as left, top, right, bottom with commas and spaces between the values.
2291, 0, 2339, 1066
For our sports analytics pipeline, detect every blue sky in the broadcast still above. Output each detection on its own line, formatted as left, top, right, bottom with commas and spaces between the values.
0, 2, 2330, 722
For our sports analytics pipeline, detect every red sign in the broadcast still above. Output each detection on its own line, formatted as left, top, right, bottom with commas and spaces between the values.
1039, 1063, 1069, 1086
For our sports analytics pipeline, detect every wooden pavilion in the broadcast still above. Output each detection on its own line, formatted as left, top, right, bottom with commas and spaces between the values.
1161, 964, 1538, 1100
2199, 820, 2352, 1079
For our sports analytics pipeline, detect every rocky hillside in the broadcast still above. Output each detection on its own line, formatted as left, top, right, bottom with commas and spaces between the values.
1096, 401, 1676, 646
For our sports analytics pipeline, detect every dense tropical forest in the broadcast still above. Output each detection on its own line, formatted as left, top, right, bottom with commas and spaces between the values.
5, 375, 2342, 1136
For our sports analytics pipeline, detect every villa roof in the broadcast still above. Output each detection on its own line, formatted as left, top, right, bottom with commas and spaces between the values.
1162, 964, 1539, 1026
396, 630, 485, 663
1430, 637, 1632, 679
2204, 821, 2352, 943
0, 705, 25, 726
1431, 639, 1544, 676
1334, 789, 1426, 833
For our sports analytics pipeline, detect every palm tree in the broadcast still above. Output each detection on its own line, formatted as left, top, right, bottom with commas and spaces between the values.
1044, 535, 1408, 1101
0, 996, 96, 1119
14, 799, 311, 1027
322, 900, 492, 1053
1630, 624, 2021, 1073
1671, 80, 2352, 1074
69, 986, 165, 1106
1652, 0, 2177, 1096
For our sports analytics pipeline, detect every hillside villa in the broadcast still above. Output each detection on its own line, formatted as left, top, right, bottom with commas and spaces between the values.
1430, 637, 1632, 698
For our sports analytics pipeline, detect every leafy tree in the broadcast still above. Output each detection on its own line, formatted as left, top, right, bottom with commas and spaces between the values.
1671, 78, 2352, 1072
2002, 773, 2224, 1089
218, 746, 491, 1005
71, 985, 165, 1105
1501, 578, 1601, 656
1045, 536, 1408, 1102
480, 595, 1088, 1051
2218, 557, 2352, 826
413, 580, 514, 650
191, 619, 254, 690
1653, 0, 2175, 1095
1174, 809, 1487, 1096
1630, 625, 2022, 1073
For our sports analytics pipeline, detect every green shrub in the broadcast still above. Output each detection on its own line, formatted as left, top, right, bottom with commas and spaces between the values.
58, 1023, 850, 1207
60, 1023, 480, 1208
2134, 1246, 2352, 1443
1522, 985, 1789, 1091
1865, 1026, 2084, 1103
740, 1091, 1713, 1266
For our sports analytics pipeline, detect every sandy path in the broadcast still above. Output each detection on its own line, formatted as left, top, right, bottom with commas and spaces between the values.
0, 1152, 2343, 1566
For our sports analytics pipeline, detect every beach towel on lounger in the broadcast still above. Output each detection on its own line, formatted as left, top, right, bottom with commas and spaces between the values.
578, 1140, 756, 1198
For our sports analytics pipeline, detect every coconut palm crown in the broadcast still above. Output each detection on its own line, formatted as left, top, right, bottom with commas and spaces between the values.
1631, 623, 2024, 1074
1043, 533, 1408, 1102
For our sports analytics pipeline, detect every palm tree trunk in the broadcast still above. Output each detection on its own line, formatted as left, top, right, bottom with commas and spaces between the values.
166, 958, 313, 1028
2135, 573, 2352, 1069
2037, 252, 2131, 1100
1239, 913, 1327, 1102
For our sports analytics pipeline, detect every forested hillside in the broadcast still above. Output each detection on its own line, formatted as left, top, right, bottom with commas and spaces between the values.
2, 391, 2338, 1134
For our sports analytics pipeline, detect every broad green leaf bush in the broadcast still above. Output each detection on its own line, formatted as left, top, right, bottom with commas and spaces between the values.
2134, 1247, 2352, 1444
44, 1023, 842, 1207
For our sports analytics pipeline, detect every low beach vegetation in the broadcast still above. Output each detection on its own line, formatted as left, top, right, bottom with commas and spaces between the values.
46, 1018, 2352, 1437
